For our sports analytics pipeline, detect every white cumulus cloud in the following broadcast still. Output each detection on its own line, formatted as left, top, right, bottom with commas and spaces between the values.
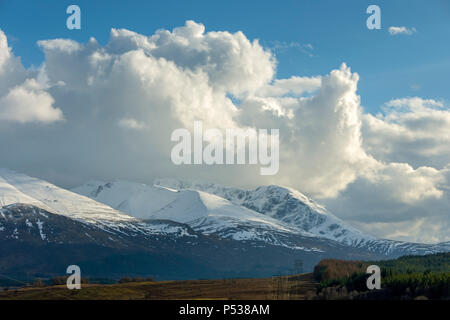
0, 79, 63, 123
389, 26, 417, 35
363, 97, 450, 168
118, 118, 146, 130
0, 29, 63, 124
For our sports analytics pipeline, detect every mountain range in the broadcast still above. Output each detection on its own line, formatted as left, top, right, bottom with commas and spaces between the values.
1, 168, 449, 281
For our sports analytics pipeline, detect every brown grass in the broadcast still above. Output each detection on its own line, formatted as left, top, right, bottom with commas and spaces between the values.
314, 259, 369, 282
0, 273, 318, 300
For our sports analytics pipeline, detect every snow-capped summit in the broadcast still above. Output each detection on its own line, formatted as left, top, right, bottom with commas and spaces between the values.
0, 169, 202, 248
73, 180, 323, 249
149, 189, 313, 236
153, 179, 374, 246
237, 185, 375, 246
152, 180, 450, 255
0, 168, 134, 224
73, 178, 450, 257
72, 179, 179, 219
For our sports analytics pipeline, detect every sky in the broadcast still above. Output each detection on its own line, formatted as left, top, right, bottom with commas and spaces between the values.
0, 0, 449, 243
2, 0, 450, 111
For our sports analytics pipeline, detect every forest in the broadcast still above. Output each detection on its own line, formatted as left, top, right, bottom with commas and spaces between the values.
313, 252, 450, 299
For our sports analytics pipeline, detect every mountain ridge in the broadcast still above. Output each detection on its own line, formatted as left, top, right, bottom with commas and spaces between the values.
0, 169, 388, 279
74, 177, 450, 256
1, 169, 449, 280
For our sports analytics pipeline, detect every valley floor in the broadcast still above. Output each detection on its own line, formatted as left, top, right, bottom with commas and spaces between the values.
0, 273, 317, 300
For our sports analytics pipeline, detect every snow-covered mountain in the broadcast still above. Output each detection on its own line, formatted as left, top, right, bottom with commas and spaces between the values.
1, 169, 383, 280
74, 178, 450, 257
0, 168, 133, 224
72, 180, 179, 219
73, 180, 329, 251
153, 179, 450, 256
2, 169, 449, 280
152, 179, 375, 245
0, 169, 198, 243
154, 179, 450, 256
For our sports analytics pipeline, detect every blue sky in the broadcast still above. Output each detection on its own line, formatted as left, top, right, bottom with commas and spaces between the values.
1, 0, 449, 114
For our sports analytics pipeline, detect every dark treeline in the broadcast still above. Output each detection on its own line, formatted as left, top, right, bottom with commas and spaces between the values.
313, 252, 450, 299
